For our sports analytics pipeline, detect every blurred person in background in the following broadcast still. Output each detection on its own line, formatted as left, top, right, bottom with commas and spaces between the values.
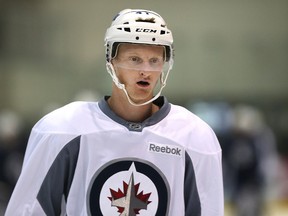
189, 102, 280, 216
0, 110, 26, 215
226, 105, 279, 216
5, 9, 224, 215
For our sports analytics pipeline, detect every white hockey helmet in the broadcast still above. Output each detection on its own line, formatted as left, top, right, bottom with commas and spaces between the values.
104, 9, 174, 106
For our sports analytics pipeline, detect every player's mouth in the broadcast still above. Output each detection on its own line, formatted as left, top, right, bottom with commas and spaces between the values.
137, 81, 150, 87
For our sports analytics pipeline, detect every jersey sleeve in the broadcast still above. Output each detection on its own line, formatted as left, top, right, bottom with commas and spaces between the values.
185, 127, 224, 216
5, 127, 79, 216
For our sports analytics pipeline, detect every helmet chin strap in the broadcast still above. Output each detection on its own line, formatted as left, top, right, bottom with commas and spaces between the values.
106, 62, 172, 106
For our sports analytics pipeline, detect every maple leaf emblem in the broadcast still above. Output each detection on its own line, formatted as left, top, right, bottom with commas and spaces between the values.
108, 173, 152, 216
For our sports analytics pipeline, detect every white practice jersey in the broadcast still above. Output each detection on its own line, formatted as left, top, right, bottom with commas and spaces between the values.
5, 96, 223, 216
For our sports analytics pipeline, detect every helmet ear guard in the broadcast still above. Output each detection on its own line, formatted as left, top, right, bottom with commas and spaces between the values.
104, 9, 174, 106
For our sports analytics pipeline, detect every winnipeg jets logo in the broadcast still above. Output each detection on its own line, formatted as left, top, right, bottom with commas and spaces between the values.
87, 158, 170, 216
109, 173, 151, 215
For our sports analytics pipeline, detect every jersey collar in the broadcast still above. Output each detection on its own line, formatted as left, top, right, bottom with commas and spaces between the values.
98, 96, 171, 132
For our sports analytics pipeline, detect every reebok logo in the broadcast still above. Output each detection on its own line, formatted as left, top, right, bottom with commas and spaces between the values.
148, 143, 182, 157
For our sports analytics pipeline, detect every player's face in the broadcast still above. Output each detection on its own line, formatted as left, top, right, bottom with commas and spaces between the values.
112, 43, 164, 103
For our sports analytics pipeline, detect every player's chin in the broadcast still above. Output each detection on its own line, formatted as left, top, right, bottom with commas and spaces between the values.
130, 85, 151, 94
130, 92, 153, 104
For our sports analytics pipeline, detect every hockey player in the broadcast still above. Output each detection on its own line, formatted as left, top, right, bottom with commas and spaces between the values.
5, 9, 224, 215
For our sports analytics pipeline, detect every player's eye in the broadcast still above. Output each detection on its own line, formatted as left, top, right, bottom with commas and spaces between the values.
128, 56, 142, 64
150, 57, 161, 64
149, 57, 164, 68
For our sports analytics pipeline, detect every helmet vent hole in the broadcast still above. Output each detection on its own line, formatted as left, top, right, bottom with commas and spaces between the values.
152, 38, 156, 41
136, 18, 156, 23
124, 27, 131, 32
136, 36, 140, 40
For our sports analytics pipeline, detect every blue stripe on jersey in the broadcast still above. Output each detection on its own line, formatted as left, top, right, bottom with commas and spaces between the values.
185, 151, 201, 215
37, 136, 81, 215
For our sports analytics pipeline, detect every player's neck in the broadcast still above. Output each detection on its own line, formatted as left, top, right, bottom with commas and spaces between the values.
107, 93, 159, 122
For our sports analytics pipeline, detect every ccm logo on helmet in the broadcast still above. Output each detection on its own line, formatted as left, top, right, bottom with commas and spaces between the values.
149, 143, 182, 156
136, 28, 157, 33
